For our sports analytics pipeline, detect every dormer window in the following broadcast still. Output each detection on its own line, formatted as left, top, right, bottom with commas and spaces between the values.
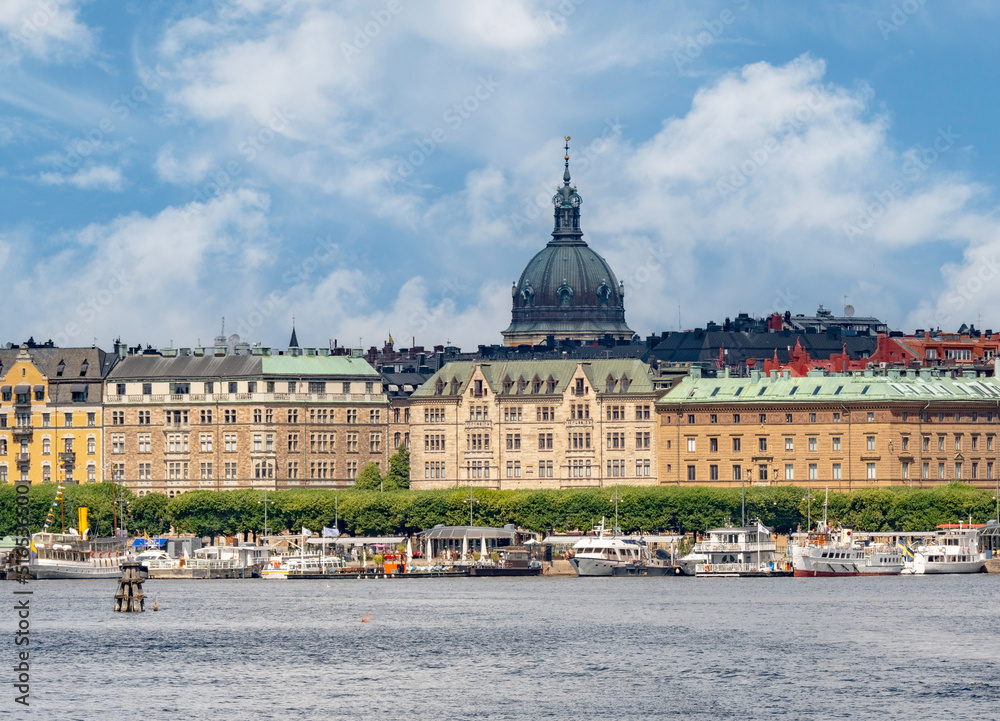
532, 376, 542, 394
56, 360, 65, 377
434, 380, 445, 396
546, 375, 557, 394
474, 380, 483, 397
620, 375, 630, 393
575, 378, 584, 395
517, 376, 527, 394
502, 376, 513, 394
606, 375, 616, 393
80, 360, 89, 376
450, 378, 460, 395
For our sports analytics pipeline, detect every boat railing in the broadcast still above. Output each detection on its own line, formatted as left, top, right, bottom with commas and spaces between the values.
145, 558, 238, 570
694, 542, 777, 553
697, 561, 786, 574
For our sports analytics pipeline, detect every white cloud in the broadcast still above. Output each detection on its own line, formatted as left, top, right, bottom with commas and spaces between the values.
0, 0, 94, 64
40, 164, 125, 190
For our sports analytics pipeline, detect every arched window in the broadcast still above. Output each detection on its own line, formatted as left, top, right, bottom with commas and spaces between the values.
546, 375, 557, 394
605, 375, 616, 393
619, 375, 630, 393
532, 375, 542, 394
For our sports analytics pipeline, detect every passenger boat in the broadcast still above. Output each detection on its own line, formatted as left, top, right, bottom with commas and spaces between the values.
791, 526, 904, 577
688, 521, 792, 577
261, 554, 326, 579
906, 524, 987, 574
28, 532, 129, 579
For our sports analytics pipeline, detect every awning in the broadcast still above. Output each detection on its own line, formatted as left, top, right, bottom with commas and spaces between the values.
70, 383, 87, 392
33, 385, 44, 393
13, 384, 29, 393
0, 385, 9, 393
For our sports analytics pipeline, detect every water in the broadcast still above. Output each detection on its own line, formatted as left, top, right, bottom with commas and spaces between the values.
13, 574, 1000, 720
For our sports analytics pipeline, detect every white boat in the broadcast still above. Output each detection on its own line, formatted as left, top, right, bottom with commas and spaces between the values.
28, 532, 129, 579
689, 521, 791, 577
791, 527, 904, 577
567, 519, 647, 576
261, 554, 326, 579
906, 524, 987, 575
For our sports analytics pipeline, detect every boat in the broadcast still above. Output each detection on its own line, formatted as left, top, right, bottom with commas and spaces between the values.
567, 519, 652, 577
28, 531, 130, 579
791, 526, 904, 577
905, 524, 987, 574
688, 521, 792, 577
261, 554, 327, 579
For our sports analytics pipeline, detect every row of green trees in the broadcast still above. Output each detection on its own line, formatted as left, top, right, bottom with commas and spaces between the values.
2, 478, 996, 539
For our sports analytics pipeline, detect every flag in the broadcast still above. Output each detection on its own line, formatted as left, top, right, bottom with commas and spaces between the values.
302, 527, 313, 537
322, 526, 340, 538
388, 331, 393, 345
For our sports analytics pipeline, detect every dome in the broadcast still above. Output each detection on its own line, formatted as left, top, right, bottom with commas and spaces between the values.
502, 139, 634, 346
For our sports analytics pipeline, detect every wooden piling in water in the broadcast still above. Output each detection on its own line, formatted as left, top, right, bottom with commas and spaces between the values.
114, 562, 146, 613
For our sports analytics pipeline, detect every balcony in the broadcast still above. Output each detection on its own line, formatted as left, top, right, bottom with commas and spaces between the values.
16, 453, 30, 465
13, 395, 31, 407
465, 420, 492, 429
565, 418, 593, 427
12, 426, 32, 438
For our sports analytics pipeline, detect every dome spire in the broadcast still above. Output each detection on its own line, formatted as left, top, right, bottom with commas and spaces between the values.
551, 135, 584, 244
563, 135, 571, 183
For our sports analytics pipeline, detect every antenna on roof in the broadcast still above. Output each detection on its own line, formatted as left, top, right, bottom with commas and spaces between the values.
221, 317, 225, 335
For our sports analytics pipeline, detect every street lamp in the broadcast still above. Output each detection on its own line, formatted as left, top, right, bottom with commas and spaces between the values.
259, 490, 273, 542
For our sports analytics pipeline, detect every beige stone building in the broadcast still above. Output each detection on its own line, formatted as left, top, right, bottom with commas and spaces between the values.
408, 360, 661, 490
104, 347, 388, 496
657, 366, 1000, 491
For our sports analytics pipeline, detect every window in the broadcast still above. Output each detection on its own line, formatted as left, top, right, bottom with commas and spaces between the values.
347, 409, 358, 424
370, 409, 381, 424
538, 433, 554, 450
64, 413, 73, 427
938, 436, 945, 451
758, 437, 767, 452
832, 437, 841, 452
138, 434, 151, 453
710, 414, 717, 424
111, 410, 124, 425
809, 413, 816, 423
759, 414, 766, 424
112, 435, 124, 454
922, 436, 930, 451
758, 465, 768, 481
370, 433, 381, 453
808, 437, 817, 452
201, 462, 213, 479
988, 462, 994, 479
733, 414, 740, 424
635, 460, 650, 477
309, 381, 325, 394
288, 433, 299, 452
687, 465, 696, 481
687, 438, 696, 453
225, 462, 237, 479
506, 433, 521, 450
347, 433, 358, 452
709, 437, 718, 453
989, 436, 995, 452
867, 436, 876, 451
785, 464, 794, 481
729, 437, 740, 452
867, 463, 876, 480
506, 461, 522, 478
922, 462, 929, 479
138, 410, 150, 425
955, 436, 962, 451
254, 408, 263, 423
732, 466, 742, 481
785, 413, 793, 424
225, 434, 237, 452
287, 461, 299, 479
808, 463, 818, 480
938, 462, 945, 479
833, 412, 841, 423
687, 414, 695, 424
224, 410, 237, 424
636, 405, 651, 420
901, 436, 909, 451
201, 434, 213, 452
972, 436, 979, 451
200, 410, 213, 424
954, 462, 962, 479
709, 464, 719, 481
902, 462, 909, 480
785, 438, 794, 452
607, 432, 626, 450
504, 406, 523, 422
41, 438, 50, 455
42, 413, 50, 427
832, 463, 841, 480
867, 412, 875, 422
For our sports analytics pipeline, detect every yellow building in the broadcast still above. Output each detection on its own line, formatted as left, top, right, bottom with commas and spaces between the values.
656, 366, 1000, 491
0, 344, 113, 484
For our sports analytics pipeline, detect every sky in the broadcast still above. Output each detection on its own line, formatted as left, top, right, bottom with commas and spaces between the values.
3, 0, 1000, 352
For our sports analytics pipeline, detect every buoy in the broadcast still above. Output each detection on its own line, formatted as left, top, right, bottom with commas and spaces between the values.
153, 597, 159, 611
361, 616, 370, 623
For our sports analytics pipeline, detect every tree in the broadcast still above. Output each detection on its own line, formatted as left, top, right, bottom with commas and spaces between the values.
383, 446, 410, 490
353, 462, 384, 491
131, 493, 171, 536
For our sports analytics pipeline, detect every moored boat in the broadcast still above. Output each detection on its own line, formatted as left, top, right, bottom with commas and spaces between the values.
28, 531, 129, 579
791, 527, 904, 577
906, 524, 987, 574
689, 521, 792, 577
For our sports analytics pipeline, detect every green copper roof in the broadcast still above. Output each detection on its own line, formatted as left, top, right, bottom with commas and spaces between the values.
412, 359, 656, 398
261, 355, 379, 377
657, 369, 1000, 405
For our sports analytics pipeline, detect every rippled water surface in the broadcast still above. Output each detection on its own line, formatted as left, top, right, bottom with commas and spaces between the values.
14, 574, 1000, 720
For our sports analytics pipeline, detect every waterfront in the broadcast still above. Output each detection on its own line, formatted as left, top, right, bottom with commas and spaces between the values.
20, 575, 1000, 720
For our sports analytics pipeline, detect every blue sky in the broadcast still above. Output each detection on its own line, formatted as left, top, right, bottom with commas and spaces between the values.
3, 0, 1000, 351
